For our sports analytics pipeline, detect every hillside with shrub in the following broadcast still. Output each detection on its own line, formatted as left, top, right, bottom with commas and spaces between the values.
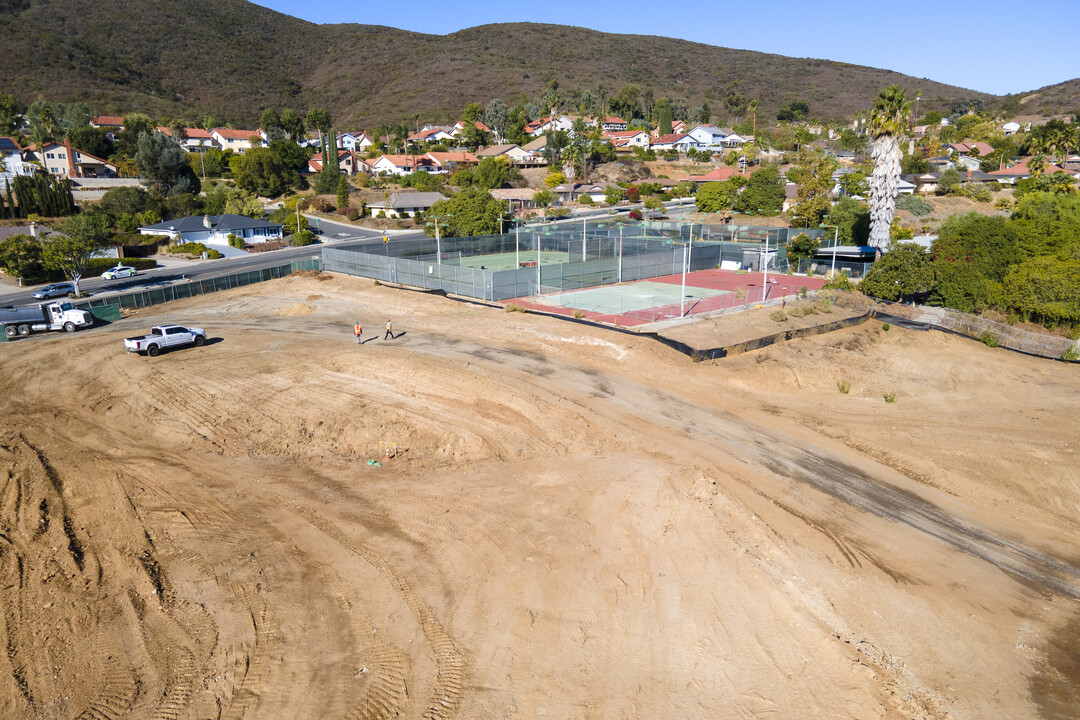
1, 0, 1061, 126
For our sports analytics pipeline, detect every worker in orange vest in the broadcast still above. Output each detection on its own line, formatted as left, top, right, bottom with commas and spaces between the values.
354, 321, 362, 344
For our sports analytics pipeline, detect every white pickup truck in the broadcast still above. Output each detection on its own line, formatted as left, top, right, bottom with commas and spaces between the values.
124, 325, 206, 356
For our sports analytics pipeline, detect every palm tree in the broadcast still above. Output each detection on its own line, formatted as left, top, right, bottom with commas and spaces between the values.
867, 85, 912, 256
1028, 154, 1046, 177
748, 99, 759, 140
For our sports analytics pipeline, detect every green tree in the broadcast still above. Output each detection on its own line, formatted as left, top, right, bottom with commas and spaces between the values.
305, 108, 333, 154
267, 139, 310, 173
42, 213, 112, 294
867, 85, 912, 255
484, 98, 510, 142
425, 187, 505, 237
99, 186, 152, 217
0, 234, 46, 283
604, 185, 626, 205
1001, 256, 1080, 326
279, 109, 305, 141
462, 102, 484, 123
1008, 192, 1080, 259
0, 92, 26, 136
859, 243, 933, 301
234, 147, 297, 198
936, 168, 961, 195
786, 233, 820, 262
777, 100, 810, 122
787, 147, 838, 227
66, 125, 112, 159
136, 132, 200, 196
734, 166, 784, 215
337, 175, 350, 209
828, 197, 871, 246
533, 188, 555, 207
695, 179, 741, 213
260, 108, 283, 140
472, 157, 510, 190
657, 103, 673, 136
117, 113, 155, 158
901, 151, 930, 174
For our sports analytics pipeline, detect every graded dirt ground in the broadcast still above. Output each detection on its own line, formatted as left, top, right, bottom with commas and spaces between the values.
1, 272, 1078, 720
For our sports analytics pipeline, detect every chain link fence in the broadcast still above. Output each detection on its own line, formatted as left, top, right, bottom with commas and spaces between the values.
74, 259, 321, 312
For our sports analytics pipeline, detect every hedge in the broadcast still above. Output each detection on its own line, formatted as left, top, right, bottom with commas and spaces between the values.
87, 258, 159, 274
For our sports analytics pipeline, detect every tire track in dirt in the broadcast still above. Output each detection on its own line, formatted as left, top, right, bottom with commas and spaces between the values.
284, 500, 466, 720
73, 636, 140, 720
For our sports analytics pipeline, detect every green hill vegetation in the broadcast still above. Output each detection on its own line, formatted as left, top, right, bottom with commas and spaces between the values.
5, 0, 1071, 128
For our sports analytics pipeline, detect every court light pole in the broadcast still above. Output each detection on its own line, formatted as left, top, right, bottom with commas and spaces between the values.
819, 220, 839, 279
761, 232, 770, 303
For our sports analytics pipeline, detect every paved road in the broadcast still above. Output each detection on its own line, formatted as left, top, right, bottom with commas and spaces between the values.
2, 200, 695, 308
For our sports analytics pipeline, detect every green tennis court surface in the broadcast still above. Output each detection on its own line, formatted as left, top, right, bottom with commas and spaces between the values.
535, 281, 731, 315
454, 250, 567, 271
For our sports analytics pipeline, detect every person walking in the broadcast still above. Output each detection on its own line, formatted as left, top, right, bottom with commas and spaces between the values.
384, 318, 394, 340
354, 321, 363, 344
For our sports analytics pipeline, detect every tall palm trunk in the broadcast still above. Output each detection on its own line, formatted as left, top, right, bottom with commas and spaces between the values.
869, 133, 901, 256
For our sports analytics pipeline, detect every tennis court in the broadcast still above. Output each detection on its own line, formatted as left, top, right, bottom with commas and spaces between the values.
453, 250, 568, 271
534, 281, 731, 315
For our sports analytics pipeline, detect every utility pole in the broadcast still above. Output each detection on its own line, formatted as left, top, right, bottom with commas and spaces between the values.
618, 225, 623, 283
680, 242, 688, 317
762, 232, 770, 303
515, 223, 520, 267
582, 215, 587, 261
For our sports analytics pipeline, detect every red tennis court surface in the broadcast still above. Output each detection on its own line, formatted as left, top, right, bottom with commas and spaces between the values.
506, 269, 829, 327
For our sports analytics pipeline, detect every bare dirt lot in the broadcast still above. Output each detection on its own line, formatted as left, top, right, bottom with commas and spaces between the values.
2, 273, 1078, 720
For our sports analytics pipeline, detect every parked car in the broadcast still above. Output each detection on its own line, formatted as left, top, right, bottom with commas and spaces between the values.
101, 265, 137, 280
31, 282, 75, 299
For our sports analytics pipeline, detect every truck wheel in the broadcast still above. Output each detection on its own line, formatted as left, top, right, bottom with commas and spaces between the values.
147, 344, 160, 357
193, 335, 205, 347
17, 324, 30, 336
4, 326, 15, 338
63, 322, 75, 333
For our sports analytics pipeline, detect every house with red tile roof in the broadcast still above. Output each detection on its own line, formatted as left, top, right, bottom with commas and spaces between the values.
91, 116, 125, 130
425, 151, 479, 170
23, 141, 117, 178
650, 133, 689, 151
949, 140, 995, 157
210, 128, 262, 154
408, 127, 455, 143
308, 149, 370, 176
601, 117, 627, 132
603, 130, 650, 148
452, 120, 492, 137
370, 154, 438, 176
156, 127, 215, 152
988, 158, 1073, 183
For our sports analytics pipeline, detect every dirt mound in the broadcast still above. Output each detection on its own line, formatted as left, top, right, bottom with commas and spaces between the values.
1, 274, 1077, 719
277, 302, 316, 316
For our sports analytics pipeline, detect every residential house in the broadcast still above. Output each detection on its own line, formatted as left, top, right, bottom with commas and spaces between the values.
425, 151, 479, 173
1001, 121, 1021, 136
139, 214, 283, 246
452, 120, 492, 138
988, 159, 1071, 184
686, 125, 727, 150
0, 137, 33, 180
91, 116, 124, 131
522, 136, 547, 155
650, 133, 689, 151
1065, 154, 1080, 172
308, 149, 369, 176
490, 188, 538, 213
674, 134, 701, 153
24, 141, 117, 178
338, 131, 374, 151
949, 140, 995, 157
210, 128, 262, 154
366, 192, 445, 218
370, 154, 438, 176
475, 144, 533, 164
716, 129, 749, 148
600, 117, 627, 132
525, 118, 554, 137
930, 154, 982, 172
651, 120, 687, 138
553, 183, 606, 203
782, 183, 798, 213
156, 127, 214, 152
604, 130, 651, 149
408, 127, 455, 144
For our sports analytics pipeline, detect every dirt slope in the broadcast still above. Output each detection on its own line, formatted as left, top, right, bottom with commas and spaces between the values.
0, 273, 1077, 719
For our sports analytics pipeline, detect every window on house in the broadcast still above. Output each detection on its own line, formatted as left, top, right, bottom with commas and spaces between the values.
46, 153, 54, 159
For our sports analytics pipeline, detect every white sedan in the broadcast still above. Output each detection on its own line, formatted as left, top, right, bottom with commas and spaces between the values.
101, 265, 137, 280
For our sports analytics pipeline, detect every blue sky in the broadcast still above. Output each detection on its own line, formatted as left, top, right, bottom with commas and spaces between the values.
251, 0, 1077, 96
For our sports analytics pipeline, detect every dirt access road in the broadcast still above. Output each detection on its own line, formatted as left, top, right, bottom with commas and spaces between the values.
1, 272, 1078, 720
